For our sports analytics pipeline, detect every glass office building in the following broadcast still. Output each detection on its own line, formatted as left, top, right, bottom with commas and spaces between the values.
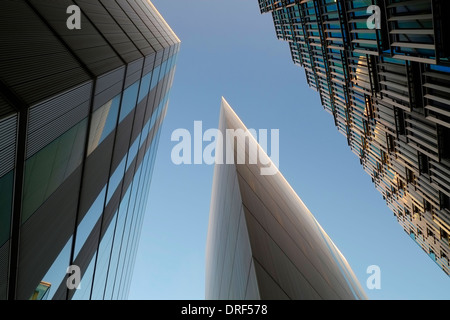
0, 0, 180, 299
205, 98, 367, 300
257, 0, 450, 275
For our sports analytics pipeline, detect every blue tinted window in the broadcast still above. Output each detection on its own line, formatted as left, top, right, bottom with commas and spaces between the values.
104, 186, 131, 299
106, 156, 127, 204
71, 253, 96, 300
91, 210, 117, 300
137, 72, 152, 104
87, 95, 121, 155
37, 236, 73, 300
74, 186, 106, 257
119, 81, 140, 122
126, 135, 140, 171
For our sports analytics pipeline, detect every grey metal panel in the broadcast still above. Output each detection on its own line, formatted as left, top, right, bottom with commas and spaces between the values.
0, 0, 91, 106
100, 0, 155, 56
0, 95, 15, 119
126, 0, 164, 52
17, 166, 83, 300
74, 0, 142, 64
0, 241, 9, 300
142, 53, 157, 76
27, 99, 91, 159
116, 0, 159, 52
125, 58, 144, 89
0, 114, 17, 178
28, 82, 92, 133
29, 0, 124, 77
93, 66, 126, 111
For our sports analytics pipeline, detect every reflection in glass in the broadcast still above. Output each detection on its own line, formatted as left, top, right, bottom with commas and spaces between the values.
138, 72, 152, 104
74, 186, 106, 258
91, 210, 117, 300
87, 95, 121, 156
104, 186, 131, 299
37, 236, 73, 300
71, 253, 96, 300
119, 81, 140, 123
22, 119, 88, 223
106, 156, 126, 204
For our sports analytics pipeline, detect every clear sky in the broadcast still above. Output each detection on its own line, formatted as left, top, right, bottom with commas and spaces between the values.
129, 0, 450, 300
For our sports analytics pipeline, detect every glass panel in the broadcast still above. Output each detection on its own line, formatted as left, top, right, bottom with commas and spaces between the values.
104, 186, 131, 299
71, 253, 96, 300
106, 156, 126, 204
119, 81, 139, 123
91, 210, 117, 300
0, 170, 14, 246
74, 186, 107, 258
126, 135, 140, 171
137, 72, 152, 104
87, 94, 121, 156
36, 236, 73, 300
22, 119, 88, 223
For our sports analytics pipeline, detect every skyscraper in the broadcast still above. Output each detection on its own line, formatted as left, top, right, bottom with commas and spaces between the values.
205, 98, 367, 300
0, 0, 180, 299
257, 0, 450, 275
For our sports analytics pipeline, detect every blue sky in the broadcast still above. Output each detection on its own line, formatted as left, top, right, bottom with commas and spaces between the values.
129, 0, 450, 300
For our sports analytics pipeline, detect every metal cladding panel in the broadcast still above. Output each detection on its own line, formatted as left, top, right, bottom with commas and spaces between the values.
125, 58, 144, 89
126, 0, 164, 51
0, 114, 17, 178
0, 242, 9, 300
74, 0, 142, 63
17, 166, 83, 300
100, 0, 155, 56
0, 0, 91, 106
142, 53, 157, 76
27, 82, 92, 158
0, 95, 15, 119
93, 66, 126, 111
29, 0, 124, 77
206, 99, 367, 300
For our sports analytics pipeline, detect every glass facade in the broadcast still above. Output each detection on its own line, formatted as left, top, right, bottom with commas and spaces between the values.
258, 0, 450, 276
0, 0, 180, 299
206, 98, 367, 300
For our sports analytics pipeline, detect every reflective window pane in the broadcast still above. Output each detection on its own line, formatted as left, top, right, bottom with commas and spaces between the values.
106, 156, 126, 204
22, 119, 88, 223
71, 253, 96, 300
87, 94, 121, 156
36, 236, 73, 300
74, 186, 106, 258
119, 81, 139, 122
137, 72, 152, 104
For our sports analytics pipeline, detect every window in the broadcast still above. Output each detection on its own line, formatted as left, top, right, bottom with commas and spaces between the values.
35, 236, 73, 300
119, 81, 139, 123
106, 156, 126, 204
22, 119, 88, 223
87, 95, 121, 156
73, 186, 107, 258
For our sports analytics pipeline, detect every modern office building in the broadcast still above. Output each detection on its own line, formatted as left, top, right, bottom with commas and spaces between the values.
257, 0, 450, 275
0, 0, 180, 299
205, 98, 367, 300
